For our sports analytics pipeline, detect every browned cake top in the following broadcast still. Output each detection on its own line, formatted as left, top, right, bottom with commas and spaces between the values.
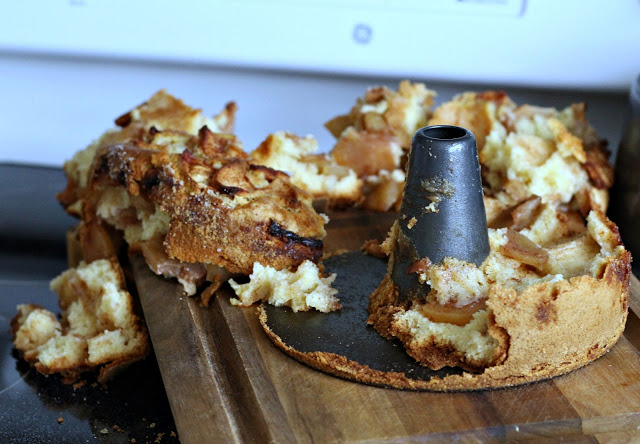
84, 125, 326, 274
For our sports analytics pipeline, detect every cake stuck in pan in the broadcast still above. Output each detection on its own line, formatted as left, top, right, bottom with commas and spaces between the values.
262, 122, 631, 391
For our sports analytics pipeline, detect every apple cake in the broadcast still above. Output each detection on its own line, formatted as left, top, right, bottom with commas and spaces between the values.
366, 90, 630, 388
59, 91, 328, 296
11, 259, 149, 383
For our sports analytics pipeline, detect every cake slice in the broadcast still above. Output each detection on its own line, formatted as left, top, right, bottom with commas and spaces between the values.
84, 128, 326, 295
326, 80, 436, 172
11, 259, 149, 383
229, 260, 340, 313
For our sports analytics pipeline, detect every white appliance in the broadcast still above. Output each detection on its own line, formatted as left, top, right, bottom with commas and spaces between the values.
0, 0, 638, 165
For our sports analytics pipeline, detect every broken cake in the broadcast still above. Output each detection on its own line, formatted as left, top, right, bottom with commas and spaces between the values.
60, 90, 328, 296
12, 90, 332, 382
11, 83, 631, 390
365, 90, 630, 389
11, 259, 149, 383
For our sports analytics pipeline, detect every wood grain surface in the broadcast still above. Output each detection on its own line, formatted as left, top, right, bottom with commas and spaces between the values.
131, 210, 640, 443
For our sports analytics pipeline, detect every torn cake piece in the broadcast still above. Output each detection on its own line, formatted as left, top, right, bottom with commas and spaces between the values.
428, 91, 614, 225
368, 209, 629, 387
229, 260, 340, 313
58, 89, 237, 218
325, 80, 436, 212
58, 91, 328, 297
249, 131, 363, 208
11, 259, 149, 383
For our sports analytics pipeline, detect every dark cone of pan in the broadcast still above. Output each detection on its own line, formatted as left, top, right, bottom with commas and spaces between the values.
261, 125, 492, 389
390, 125, 490, 303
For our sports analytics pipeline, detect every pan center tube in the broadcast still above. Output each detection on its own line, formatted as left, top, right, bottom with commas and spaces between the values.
390, 125, 490, 303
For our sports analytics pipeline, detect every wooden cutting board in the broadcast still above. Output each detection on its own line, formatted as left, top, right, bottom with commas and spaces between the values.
131, 210, 640, 443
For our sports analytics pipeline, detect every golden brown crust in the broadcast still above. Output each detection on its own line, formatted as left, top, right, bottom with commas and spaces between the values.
11, 259, 150, 384
367, 274, 404, 338
364, 245, 630, 390
59, 90, 239, 217
84, 133, 325, 277
261, 254, 629, 391
56, 90, 327, 299
114, 89, 236, 135
477, 252, 629, 382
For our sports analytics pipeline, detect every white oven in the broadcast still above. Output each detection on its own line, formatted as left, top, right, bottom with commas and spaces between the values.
0, 0, 639, 164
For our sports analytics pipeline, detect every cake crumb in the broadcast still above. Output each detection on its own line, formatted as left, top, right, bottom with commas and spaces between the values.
149, 422, 156, 428
155, 432, 165, 442
362, 239, 387, 258
425, 201, 439, 213
99, 428, 108, 434
130, 439, 137, 443
57, 417, 64, 424
113, 424, 124, 433
170, 431, 177, 438
407, 217, 417, 229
